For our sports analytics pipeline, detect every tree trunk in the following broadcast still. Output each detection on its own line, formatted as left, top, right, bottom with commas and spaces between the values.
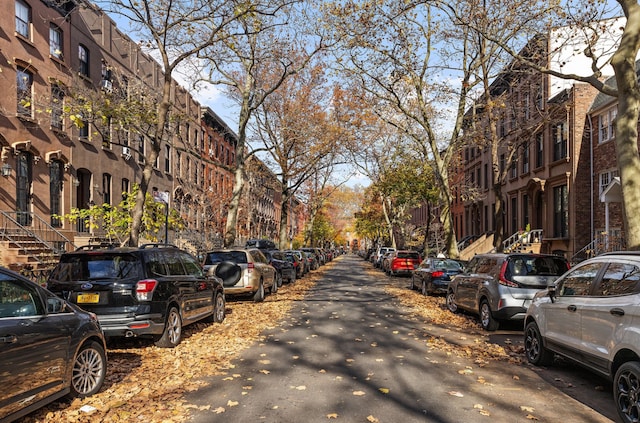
611, 4, 640, 251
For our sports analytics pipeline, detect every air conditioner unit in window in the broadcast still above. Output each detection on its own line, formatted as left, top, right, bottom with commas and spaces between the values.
122, 146, 131, 160
100, 80, 113, 93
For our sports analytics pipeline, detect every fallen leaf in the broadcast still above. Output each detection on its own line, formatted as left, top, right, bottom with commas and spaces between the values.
479, 409, 491, 416
520, 406, 535, 412
526, 414, 539, 420
327, 413, 339, 419
379, 388, 389, 394
260, 369, 270, 374
448, 391, 464, 397
353, 391, 366, 396
213, 407, 225, 414
473, 404, 484, 409
226, 400, 238, 407
295, 385, 306, 390
367, 415, 380, 423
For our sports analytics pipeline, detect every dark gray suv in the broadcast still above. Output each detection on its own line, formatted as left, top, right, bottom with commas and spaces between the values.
446, 253, 569, 330
47, 243, 225, 348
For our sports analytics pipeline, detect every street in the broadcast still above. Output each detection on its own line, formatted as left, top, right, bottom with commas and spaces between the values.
189, 255, 616, 422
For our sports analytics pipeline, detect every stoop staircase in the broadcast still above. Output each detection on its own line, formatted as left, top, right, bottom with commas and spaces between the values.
0, 211, 76, 282
501, 229, 543, 254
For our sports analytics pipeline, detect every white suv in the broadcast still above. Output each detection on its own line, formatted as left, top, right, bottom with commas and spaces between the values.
524, 252, 640, 423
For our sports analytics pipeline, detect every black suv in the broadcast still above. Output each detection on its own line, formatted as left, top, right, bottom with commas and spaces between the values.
47, 244, 225, 348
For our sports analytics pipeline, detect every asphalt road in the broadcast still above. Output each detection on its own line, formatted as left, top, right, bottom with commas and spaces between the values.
189, 255, 616, 423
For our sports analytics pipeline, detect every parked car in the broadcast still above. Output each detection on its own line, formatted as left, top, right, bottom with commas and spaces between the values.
245, 239, 277, 250
411, 257, 464, 295
302, 251, 319, 271
372, 247, 396, 268
0, 266, 107, 422
284, 250, 307, 278
385, 250, 421, 276
203, 248, 277, 302
301, 248, 324, 266
524, 251, 640, 423
264, 250, 296, 285
446, 253, 569, 331
47, 243, 225, 348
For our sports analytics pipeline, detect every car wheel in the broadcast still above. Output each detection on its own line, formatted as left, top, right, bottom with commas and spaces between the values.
524, 321, 552, 366
446, 290, 458, 313
253, 281, 265, 302
479, 300, 499, 331
155, 306, 182, 348
410, 277, 416, 290
290, 273, 296, 284
213, 291, 226, 323
615, 361, 640, 423
70, 341, 106, 397
272, 274, 280, 293
421, 280, 427, 296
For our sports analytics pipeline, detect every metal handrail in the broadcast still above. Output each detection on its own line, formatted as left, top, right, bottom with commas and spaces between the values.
502, 229, 543, 253
571, 233, 626, 264
0, 211, 77, 261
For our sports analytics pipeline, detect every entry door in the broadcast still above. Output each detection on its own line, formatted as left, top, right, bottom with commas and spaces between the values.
15, 152, 32, 226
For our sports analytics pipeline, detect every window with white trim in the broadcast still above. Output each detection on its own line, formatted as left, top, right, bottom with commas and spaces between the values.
50, 24, 63, 59
599, 169, 619, 194
15, 0, 30, 39
598, 106, 617, 143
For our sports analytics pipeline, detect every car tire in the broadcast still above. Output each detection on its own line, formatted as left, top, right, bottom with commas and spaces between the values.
290, 272, 296, 284
446, 290, 459, 313
614, 361, 640, 423
421, 280, 428, 296
272, 275, 280, 293
70, 341, 106, 397
213, 290, 225, 323
479, 299, 499, 331
155, 306, 182, 348
524, 321, 552, 366
410, 277, 417, 290
253, 281, 265, 302
215, 261, 242, 287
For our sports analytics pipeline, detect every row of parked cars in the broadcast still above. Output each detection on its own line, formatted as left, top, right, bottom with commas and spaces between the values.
0, 240, 335, 422
367, 248, 640, 422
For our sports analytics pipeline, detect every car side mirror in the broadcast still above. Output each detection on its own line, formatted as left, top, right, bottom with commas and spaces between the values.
548, 285, 556, 303
47, 297, 67, 314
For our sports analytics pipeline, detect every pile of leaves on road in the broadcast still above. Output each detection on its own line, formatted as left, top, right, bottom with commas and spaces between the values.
22, 270, 321, 423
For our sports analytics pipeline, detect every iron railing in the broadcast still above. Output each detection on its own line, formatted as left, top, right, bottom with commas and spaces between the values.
502, 229, 543, 253
571, 233, 626, 264
0, 211, 77, 258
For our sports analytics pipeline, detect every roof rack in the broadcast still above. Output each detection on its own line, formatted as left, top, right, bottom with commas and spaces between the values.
75, 243, 119, 251
139, 243, 178, 249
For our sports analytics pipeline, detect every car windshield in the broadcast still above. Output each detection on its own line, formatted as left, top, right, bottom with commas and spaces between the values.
50, 254, 143, 281
204, 251, 248, 264
397, 252, 420, 259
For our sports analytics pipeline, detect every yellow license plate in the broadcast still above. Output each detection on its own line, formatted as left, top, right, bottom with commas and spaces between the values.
77, 293, 100, 304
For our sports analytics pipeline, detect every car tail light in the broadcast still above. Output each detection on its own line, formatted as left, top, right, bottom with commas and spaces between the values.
432, 270, 444, 278
248, 262, 254, 273
136, 279, 158, 301
498, 261, 518, 287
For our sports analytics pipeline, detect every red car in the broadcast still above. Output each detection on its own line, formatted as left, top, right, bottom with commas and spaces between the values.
385, 250, 422, 276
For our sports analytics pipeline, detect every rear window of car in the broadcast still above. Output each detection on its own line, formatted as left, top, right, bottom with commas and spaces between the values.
432, 259, 463, 271
507, 256, 568, 277
397, 252, 420, 259
51, 253, 143, 281
204, 251, 248, 264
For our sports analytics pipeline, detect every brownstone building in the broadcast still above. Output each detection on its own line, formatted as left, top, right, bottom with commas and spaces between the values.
0, 1, 300, 270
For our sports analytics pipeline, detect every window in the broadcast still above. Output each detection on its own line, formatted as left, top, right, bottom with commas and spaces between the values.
535, 132, 543, 168
522, 194, 529, 229
599, 169, 619, 194
78, 117, 89, 139
102, 173, 111, 205
511, 196, 517, 234
17, 67, 33, 117
164, 144, 171, 173
15, 0, 30, 39
599, 106, 617, 143
509, 159, 517, 179
50, 24, 63, 59
559, 262, 601, 296
176, 151, 182, 178
50, 160, 63, 227
595, 262, 640, 296
484, 163, 488, 189
51, 85, 64, 129
78, 44, 89, 77
522, 145, 529, 174
138, 135, 145, 163
553, 185, 568, 238
121, 178, 129, 200
102, 117, 112, 149
552, 122, 567, 161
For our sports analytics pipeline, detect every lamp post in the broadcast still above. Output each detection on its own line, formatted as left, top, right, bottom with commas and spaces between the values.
1, 163, 11, 177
